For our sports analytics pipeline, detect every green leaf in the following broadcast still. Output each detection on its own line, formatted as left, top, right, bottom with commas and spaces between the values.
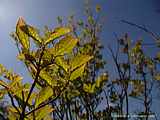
83, 83, 95, 94
22, 25, 42, 44
45, 27, 71, 44
95, 77, 102, 88
96, 4, 101, 12
67, 89, 80, 99
88, 16, 94, 25
7, 81, 35, 106
70, 64, 85, 81
26, 105, 53, 120
35, 87, 53, 107
55, 56, 69, 72
8, 106, 20, 120
16, 17, 30, 50
36, 105, 53, 120
17, 53, 25, 61
49, 35, 78, 56
71, 54, 93, 71
95, 73, 108, 88
131, 41, 142, 54
39, 70, 57, 86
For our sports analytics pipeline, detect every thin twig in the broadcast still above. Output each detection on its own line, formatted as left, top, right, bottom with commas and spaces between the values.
25, 80, 69, 116
20, 46, 45, 119
121, 20, 160, 41
8, 92, 21, 115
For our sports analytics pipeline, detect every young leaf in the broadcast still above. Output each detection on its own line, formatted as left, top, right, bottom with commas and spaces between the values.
95, 73, 108, 88
45, 27, 71, 44
67, 89, 80, 99
23, 25, 42, 44
55, 56, 69, 72
95, 77, 103, 88
35, 105, 53, 120
83, 83, 96, 94
17, 53, 25, 61
35, 86, 53, 107
8, 106, 21, 120
49, 35, 78, 56
70, 64, 85, 81
39, 69, 57, 86
16, 17, 30, 49
70, 54, 93, 71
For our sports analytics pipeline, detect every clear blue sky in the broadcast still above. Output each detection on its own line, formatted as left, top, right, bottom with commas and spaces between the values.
0, 0, 159, 118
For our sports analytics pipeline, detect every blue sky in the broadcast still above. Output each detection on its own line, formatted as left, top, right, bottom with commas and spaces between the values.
0, 0, 160, 118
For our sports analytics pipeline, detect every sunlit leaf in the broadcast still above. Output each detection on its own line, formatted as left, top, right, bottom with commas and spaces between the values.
67, 89, 80, 99
71, 54, 93, 71
35, 105, 53, 120
83, 83, 95, 94
23, 25, 42, 44
8, 106, 21, 120
0, 64, 7, 76
95, 73, 108, 88
39, 69, 57, 86
35, 86, 53, 107
45, 27, 71, 44
49, 35, 78, 56
16, 17, 30, 50
17, 53, 25, 61
70, 64, 85, 81
55, 56, 69, 72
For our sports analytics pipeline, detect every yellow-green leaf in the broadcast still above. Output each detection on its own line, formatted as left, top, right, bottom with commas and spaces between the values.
83, 83, 95, 94
49, 35, 78, 56
95, 77, 102, 88
35, 87, 53, 107
95, 73, 108, 88
70, 64, 85, 81
71, 54, 93, 71
17, 53, 25, 61
55, 56, 69, 72
45, 27, 71, 44
39, 70, 57, 86
23, 25, 42, 43
26, 106, 53, 120
35, 105, 53, 120
16, 17, 30, 49
8, 106, 21, 120
67, 89, 80, 99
